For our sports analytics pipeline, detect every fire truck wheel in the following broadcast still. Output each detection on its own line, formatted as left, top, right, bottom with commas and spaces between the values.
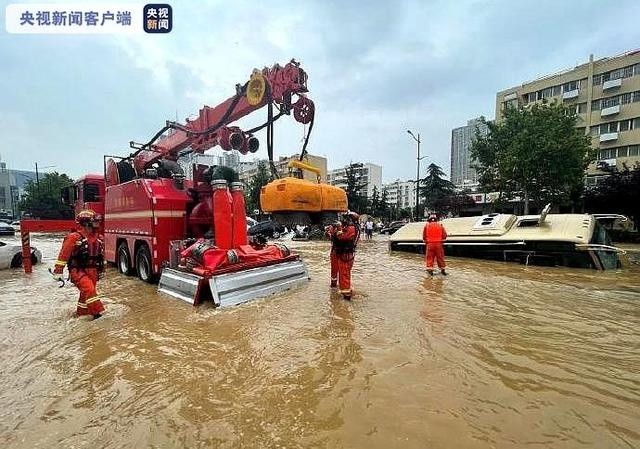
136, 245, 156, 283
117, 243, 134, 276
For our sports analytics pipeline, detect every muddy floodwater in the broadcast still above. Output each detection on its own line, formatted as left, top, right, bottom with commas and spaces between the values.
0, 234, 639, 449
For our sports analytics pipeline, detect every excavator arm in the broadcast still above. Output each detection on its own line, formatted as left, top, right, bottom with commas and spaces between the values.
127, 59, 315, 177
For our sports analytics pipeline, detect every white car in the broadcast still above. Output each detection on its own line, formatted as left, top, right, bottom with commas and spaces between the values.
0, 240, 42, 269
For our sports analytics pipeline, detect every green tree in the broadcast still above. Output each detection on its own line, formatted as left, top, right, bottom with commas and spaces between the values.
419, 163, 454, 214
379, 188, 390, 218
19, 172, 74, 219
249, 161, 273, 215
369, 185, 380, 216
584, 162, 640, 231
344, 163, 367, 213
471, 103, 595, 214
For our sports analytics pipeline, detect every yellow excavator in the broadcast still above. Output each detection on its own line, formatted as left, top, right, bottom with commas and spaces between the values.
260, 158, 347, 227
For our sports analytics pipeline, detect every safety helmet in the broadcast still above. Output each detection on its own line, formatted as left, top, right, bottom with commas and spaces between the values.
341, 211, 358, 225
428, 213, 438, 222
76, 209, 100, 226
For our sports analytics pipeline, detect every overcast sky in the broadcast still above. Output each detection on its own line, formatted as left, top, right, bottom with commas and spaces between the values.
1, 0, 639, 182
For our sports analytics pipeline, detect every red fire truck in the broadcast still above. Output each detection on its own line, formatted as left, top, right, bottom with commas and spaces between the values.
95, 59, 325, 306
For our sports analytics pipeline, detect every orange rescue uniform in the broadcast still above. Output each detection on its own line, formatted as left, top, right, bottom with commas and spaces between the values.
422, 222, 447, 270
333, 224, 359, 298
53, 228, 105, 316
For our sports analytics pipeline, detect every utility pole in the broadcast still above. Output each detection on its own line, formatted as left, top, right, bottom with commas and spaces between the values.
407, 130, 424, 220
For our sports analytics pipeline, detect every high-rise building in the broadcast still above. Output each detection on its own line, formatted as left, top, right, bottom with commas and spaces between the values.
326, 162, 382, 199
381, 179, 415, 210
450, 117, 489, 189
496, 49, 640, 185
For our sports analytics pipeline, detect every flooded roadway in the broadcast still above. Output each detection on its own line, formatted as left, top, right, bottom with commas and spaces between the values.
0, 234, 639, 449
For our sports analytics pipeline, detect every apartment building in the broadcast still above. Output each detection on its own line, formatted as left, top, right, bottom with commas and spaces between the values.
326, 162, 382, 199
450, 117, 489, 189
495, 49, 640, 185
381, 179, 416, 210
238, 154, 327, 184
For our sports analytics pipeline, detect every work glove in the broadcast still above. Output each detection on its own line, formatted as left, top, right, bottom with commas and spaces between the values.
49, 268, 65, 287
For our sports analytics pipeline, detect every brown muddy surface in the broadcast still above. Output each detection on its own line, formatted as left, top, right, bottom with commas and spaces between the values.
0, 234, 639, 449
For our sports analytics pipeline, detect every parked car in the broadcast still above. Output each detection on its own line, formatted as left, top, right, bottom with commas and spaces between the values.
11, 220, 20, 231
0, 240, 42, 269
0, 222, 16, 236
248, 220, 286, 239
379, 221, 406, 235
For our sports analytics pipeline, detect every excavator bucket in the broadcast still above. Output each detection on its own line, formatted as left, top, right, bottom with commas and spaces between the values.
158, 259, 309, 307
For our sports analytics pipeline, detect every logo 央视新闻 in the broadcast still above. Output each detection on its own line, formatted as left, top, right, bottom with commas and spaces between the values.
143, 4, 172, 33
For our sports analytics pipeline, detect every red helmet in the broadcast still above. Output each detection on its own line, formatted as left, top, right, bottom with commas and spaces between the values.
75, 209, 100, 226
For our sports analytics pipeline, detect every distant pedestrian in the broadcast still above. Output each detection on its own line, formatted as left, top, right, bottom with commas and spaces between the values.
422, 213, 448, 275
365, 218, 374, 239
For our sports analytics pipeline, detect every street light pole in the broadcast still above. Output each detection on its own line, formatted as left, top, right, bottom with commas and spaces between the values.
407, 130, 424, 220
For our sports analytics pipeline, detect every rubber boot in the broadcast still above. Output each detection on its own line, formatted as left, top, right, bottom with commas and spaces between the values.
440, 269, 447, 276
427, 269, 434, 276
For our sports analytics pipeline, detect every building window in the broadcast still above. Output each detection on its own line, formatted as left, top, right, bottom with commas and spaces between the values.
599, 148, 616, 159
621, 92, 633, 104
590, 126, 600, 136
577, 102, 587, 113
618, 147, 629, 157
602, 96, 620, 108
629, 145, 640, 156
593, 74, 602, 86
541, 87, 553, 99
592, 99, 601, 110
552, 85, 562, 96
563, 80, 579, 92
635, 64, 640, 76
620, 120, 630, 131
600, 122, 618, 134
634, 117, 640, 129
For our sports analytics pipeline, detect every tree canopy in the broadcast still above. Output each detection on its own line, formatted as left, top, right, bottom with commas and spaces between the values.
248, 160, 273, 215
584, 163, 640, 231
471, 102, 595, 214
19, 172, 75, 219
419, 163, 455, 215
344, 163, 368, 213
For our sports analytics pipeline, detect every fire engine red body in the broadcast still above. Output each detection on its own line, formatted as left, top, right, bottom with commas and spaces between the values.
96, 60, 313, 304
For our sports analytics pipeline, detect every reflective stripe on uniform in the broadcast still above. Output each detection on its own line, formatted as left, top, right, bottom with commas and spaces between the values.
55, 260, 67, 265
85, 296, 100, 304
76, 302, 88, 309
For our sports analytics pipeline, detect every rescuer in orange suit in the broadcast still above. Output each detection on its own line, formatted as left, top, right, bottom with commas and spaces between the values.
52, 210, 105, 319
423, 213, 448, 275
327, 212, 360, 300
325, 221, 340, 289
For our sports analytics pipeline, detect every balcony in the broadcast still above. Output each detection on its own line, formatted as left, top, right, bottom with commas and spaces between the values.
597, 159, 616, 169
600, 105, 620, 117
562, 89, 579, 100
602, 78, 622, 90
599, 132, 618, 142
